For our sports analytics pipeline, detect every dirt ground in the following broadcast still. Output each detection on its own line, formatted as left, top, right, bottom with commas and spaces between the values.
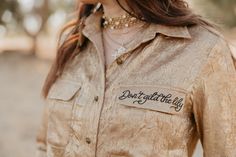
0, 52, 205, 157
0, 52, 50, 157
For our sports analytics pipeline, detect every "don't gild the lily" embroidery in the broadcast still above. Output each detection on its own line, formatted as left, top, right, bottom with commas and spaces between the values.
118, 89, 184, 112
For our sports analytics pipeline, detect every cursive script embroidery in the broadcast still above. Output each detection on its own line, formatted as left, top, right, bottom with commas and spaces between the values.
118, 90, 184, 112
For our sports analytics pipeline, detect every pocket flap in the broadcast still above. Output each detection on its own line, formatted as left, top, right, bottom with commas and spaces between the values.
47, 79, 82, 101
113, 84, 187, 115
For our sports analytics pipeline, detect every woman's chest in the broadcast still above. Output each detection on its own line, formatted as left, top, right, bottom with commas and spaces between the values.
53, 37, 207, 122
45, 38, 206, 156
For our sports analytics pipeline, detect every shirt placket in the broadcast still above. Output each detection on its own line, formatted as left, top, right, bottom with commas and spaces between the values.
105, 52, 132, 90
91, 37, 135, 157
81, 15, 158, 157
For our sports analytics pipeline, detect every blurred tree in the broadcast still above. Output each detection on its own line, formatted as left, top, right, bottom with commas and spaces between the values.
209, 0, 236, 27
0, 0, 74, 55
194, 0, 236, 27
0, 0, 21, 25
20, 0, 51, 54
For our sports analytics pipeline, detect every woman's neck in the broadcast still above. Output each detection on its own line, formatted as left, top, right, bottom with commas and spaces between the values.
102, 0, 129, 17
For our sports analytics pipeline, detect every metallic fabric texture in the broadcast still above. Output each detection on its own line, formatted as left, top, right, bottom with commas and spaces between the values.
36, 10, 236, 157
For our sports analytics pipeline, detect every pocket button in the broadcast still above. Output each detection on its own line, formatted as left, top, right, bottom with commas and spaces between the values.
116, 58, 123, 65
94, 96, 99, 102
85, 137, 91, 144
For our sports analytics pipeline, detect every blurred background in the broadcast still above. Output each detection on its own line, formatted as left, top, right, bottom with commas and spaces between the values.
0, 0, 235, 157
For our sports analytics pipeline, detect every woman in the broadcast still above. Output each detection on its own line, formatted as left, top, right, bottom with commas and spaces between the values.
36, 0, 236, 157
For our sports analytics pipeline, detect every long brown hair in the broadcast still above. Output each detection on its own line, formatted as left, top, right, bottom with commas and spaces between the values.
41, 0, 213, 99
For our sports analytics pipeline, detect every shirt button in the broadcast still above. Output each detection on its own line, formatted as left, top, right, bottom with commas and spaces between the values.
85, 137, 91, 144
94, 96, 99, 102
116, 58, 123, 65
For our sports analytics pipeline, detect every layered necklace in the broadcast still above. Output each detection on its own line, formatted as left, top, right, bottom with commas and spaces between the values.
102, 12, 142, 30
102, 12, 146, 59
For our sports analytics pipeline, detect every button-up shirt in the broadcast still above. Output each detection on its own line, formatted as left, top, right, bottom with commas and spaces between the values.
36, 9, 236, 157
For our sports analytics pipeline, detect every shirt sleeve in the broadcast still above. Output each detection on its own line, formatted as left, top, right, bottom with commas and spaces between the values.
191, 38, 236, 156
35, 102, 49, 157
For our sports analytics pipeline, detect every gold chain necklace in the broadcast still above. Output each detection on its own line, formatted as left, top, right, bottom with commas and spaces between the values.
102, 12, 142, 30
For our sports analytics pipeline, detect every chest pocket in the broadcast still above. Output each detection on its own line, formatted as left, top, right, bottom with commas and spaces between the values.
46, 79, 82, 148
112, 84, 189, 115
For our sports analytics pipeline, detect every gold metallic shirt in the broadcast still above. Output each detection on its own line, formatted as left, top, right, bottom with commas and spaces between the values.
36, 10, 236, 157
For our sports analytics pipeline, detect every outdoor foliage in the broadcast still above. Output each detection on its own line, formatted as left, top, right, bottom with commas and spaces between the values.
0, 0, 21, 26
0, 0, 74, 53
195, 0, 236, 27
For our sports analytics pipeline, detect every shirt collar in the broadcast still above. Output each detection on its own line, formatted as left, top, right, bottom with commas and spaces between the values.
81, 10, 192, 69
82, 9, 192, 40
